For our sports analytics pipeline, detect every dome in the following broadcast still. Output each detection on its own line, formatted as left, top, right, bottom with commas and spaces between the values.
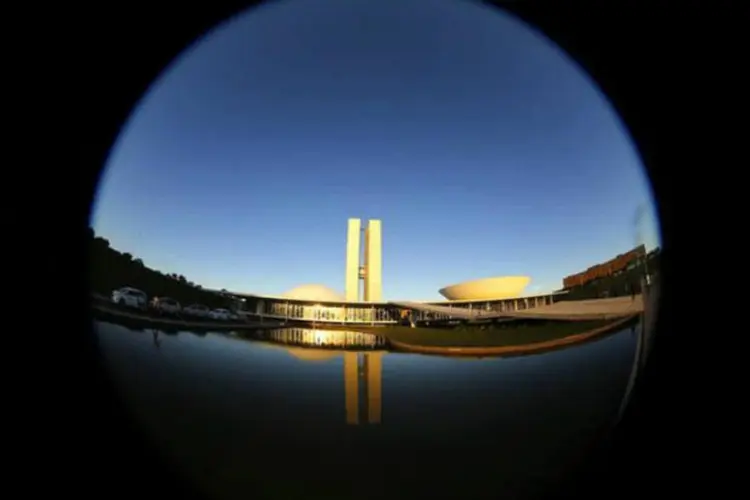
439, 276, 531, 300
281, 284, 345, 302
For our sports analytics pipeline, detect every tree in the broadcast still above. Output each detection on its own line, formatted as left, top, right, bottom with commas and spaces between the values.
91, 236, 110, 251
87, 228, 234, 309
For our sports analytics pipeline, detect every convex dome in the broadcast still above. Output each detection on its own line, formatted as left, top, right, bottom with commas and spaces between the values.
281, 284, 345, 302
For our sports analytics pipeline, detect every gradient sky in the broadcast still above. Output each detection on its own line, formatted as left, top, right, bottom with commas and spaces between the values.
92, 0, 660, 301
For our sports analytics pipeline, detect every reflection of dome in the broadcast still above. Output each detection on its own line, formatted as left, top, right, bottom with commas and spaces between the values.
439, 276, 531, 300
286, 348, 340, 362
281, 284, 345, 302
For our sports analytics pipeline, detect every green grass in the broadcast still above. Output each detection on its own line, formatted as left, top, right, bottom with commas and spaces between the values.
351, 319, 626, 347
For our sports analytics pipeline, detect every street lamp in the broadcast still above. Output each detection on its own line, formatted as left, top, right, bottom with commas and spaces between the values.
633, 205, 651, 290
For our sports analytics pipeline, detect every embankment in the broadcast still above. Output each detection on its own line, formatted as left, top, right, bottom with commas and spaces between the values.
387, 315, 637, 357
92, 303, 283, 331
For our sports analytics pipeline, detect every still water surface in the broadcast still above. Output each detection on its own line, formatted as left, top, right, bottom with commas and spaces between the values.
96, 321, 636, 499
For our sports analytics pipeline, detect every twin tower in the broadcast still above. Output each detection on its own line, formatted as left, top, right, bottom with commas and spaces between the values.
345, 218, 383, 302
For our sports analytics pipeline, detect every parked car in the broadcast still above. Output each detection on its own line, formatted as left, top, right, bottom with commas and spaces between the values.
152, 297, 181, 315
183, 304, 210, 318
111, 287, 148, 310
209, 308, 232, 321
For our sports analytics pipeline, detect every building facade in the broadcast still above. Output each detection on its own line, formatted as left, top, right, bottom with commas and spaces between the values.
218, 219, 561, 325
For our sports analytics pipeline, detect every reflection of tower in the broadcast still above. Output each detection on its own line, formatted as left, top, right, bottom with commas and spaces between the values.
345, 218, 382, 302
343, 351, 383, 424
344, 352, 359, 424
364, 352, 382, 423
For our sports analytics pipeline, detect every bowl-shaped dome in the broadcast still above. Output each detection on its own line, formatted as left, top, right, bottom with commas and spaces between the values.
281, 284, 345, 302
439, 276, 531, 300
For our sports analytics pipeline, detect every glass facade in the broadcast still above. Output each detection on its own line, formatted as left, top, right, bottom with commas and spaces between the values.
424, 294, 554, 313
253, 300, 400, 324
230, 293, 558, 325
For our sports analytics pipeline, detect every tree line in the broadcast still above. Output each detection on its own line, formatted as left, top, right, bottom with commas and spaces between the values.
88, 227, 234, 309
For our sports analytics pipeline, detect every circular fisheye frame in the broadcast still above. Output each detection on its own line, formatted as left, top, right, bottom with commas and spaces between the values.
89, 0, 661, 498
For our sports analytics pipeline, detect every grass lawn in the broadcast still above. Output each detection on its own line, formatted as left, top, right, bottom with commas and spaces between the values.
349, 318, 631, 347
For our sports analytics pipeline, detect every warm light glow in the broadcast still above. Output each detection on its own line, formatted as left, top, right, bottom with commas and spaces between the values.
281, 285, 345, 302
268, 328, 386, 349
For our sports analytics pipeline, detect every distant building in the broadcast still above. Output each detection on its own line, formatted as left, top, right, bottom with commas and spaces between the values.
562, 245, 647, 289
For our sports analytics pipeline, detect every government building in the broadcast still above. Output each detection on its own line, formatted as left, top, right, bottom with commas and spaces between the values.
218, 218, 563, 326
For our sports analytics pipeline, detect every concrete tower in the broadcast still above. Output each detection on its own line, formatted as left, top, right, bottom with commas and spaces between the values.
345, 219, 362, 302
345, 218, 382, 302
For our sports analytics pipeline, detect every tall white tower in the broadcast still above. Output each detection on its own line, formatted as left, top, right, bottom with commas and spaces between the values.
345, 218, 382, 302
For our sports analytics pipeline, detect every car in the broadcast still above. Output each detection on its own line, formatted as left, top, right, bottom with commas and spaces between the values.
152, 297, 181, 315
111, 287, 148, 310
183, 304, 210, 318
209, 308, 232, 321
228, 310, 242, 321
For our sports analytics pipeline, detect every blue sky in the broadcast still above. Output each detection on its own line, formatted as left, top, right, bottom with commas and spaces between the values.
92, 0, 660, 300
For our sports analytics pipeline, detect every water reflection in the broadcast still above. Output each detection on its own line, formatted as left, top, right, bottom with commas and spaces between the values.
265, 327, 387, 350
151, 329, 161, 348
96, 320, 637, 499
345, 352, 382, 424
258, 327, 385, 425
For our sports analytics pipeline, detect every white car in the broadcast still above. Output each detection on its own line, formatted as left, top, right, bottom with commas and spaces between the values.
209, 308, 232, 321
111, 287, 148, 310
152, 297, 181, 315
183, 304, 210, 318
228, 310, 247, 322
